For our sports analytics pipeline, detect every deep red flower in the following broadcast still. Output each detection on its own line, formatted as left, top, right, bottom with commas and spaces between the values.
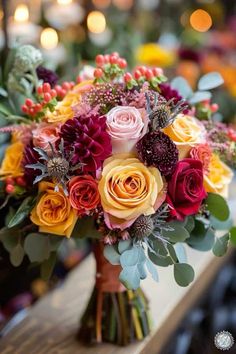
166, 158, 207, 220
59, 114, 112, 173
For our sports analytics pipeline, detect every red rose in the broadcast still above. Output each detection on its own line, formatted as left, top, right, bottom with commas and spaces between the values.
166, 158, 207, 220
69, 175, 100, 214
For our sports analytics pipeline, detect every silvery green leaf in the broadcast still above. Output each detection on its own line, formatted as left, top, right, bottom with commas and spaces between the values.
189, 91, 212, 104
119, 266, 140, 290
174, 263, 195, 287
137, 262, 147, 280
148, 250, 173, 267
120, 246, 145, 267
171, 77, 193, 98
174, 243, 187, 263
146, 258, 159, 282
33, 147, 49, 161
10, 244, 24, 267
188, 228, 215, 252
212, 233, 229, 257
210, 215, 233, 231
24, 233, 51, 262
104, 245, 120, 265
118, 239, 132, 254
198, 72, 224, 90
162, 224, 189, 242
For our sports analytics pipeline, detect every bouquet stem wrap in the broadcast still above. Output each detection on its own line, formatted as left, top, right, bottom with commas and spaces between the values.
78, 242, 152, 345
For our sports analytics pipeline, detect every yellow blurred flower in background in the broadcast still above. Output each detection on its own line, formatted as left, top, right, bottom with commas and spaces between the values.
136, 43, 175, 67
0, 141, 24, 178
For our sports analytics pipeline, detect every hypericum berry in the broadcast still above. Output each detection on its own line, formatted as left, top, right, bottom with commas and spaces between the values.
111, 51, 119, 58
59, 89, 67, 97
76, 75, 82, 83
6, 177, 14, 185
16, 176, 26, 187
43, 83, 51, 93
6, 184, 15, 194
138, 66, 147, 75
104, 54, 110, 64
62, 82, 71, 91
69, 81, 75, 88
118, 58, 127, 69
25, 98, 33, 107
134, 70, 142, 80
37, 86, 43, 95
152, 67, 163, 76
44, 92, 52, 103
50, 89, 57, 98
29, 108, 35, 115
211, 103, 219, 112
34, 103, 42, 112
95, 54, 105, 67
228, 128, 236, 142
21, 105, 28, 113
109, 55, 118, 64
94, 68, 103, 79
124, 72, 133, 82
145, 69, 154, 80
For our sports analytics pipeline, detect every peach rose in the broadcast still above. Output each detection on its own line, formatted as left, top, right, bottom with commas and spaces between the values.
30, 181, 78, 238
98, 154, 166, 230
163, 114, 206, 159
0, 141, 24, 178
32, 124, 59, 154
204, 153, 233, 198
47, 80, 93, 124
106, 106, 148, 153
190, 144, 212, 172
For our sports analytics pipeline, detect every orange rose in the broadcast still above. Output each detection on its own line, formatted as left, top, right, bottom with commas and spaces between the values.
30, 181, 77, 238
0, 141, 24, 178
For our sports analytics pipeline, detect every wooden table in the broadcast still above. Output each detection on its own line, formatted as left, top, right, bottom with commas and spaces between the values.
0, 199, 235, 354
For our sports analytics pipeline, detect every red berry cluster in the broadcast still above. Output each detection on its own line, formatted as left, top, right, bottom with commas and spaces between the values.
123, 66, 165, 89
94, 52, 127, 80
5, 176, 26, 194
202, 100, 219, 113
54, 81, 75, 99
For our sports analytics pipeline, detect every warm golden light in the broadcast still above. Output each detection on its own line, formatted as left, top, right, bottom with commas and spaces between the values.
92, 0, 111, 9
14, 4, 29, 23
87, 11, 106, 34
112, 0, 133, 10
40, 28, 59, 50
180, 11, 190, 27
190, 9, 212, 32
57, 0, 73, 4
0, 10, 3, 21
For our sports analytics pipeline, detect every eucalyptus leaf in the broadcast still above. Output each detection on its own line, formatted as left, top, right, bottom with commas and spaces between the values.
10, 244, 24, 267
206, 193, 229, 221
71, 216, 101, 239
151, 237, 168, 257
40, 252, 57, 280
120, 246, 145, 267
137, 262, 148, 280
188, 228, 215, 252
0, 103, 11, 115
119, 266, 140, 290
0, 227, 21, 252
0, 87, 8, 97
212, 233, 229, 257
8, 196, 36, 228
171, 77, 193, 98
118, 239, 132, 254
210, 215, 233, 231
104, 245, 120, 265
162, 224, 189, 242
185, 216, 195, 233
174, 243, 187, 263
198, 72, 224, 90
189, 91, 212, 104
24, 233, 51, 262
174, 263, 195, 287
146, 258, 159, 282
230, 226, 236, 247
148, 250, 173, 267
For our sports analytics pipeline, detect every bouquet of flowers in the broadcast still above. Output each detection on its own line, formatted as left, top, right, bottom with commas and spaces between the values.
0, 45, 235, 346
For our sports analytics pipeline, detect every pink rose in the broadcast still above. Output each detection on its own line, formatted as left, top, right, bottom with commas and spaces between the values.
32, 124, 60, 154
190, 144, 212, 173
106, 106, 148, 153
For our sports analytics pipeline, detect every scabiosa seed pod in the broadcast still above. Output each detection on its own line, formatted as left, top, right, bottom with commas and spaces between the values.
130, 215, 154, 239
136, 130, 179, 177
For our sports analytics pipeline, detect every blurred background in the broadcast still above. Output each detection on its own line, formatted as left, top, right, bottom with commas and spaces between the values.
0, 1, 236, 353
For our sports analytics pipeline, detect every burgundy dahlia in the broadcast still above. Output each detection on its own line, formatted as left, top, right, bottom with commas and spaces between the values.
136, 131, 179, 176
59, 114, 112, 173
22, 141, 40, 185
36, 66, 58, 87
159, 83, 189, 114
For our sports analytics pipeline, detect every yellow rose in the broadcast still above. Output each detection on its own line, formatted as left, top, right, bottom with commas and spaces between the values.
136, 43, 175, 67
47, 80, 93, 124
163, 114, 206, 159
98, 154, 166, 230
30, 181, 78, 238
204, 153, 233, 198
0, 141, 24, 178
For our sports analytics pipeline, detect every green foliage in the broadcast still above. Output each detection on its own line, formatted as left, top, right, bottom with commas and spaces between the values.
10, 244, 24, 267
212, 233, 230, 257
229, 226, 236, 246
198, 72, 224, 90
71, 216, 101, 239
7, 196, 36, 228
206, 193, 230, 221
40, 252, 57, 280
161, 221, 190, 242
104, 245, 120, 265
174, 263, 195, 287
24, 233, 62, 263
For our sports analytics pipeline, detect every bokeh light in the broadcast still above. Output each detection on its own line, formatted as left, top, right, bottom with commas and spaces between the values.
112, 0, 133, 11
180, 10, 190, 27
92, 0, 111, 9
57, 0, 73, 4
190, 9, 212, 32
40, 28, 59, 49
14, 4, 29, 23
87, 11, 106, 34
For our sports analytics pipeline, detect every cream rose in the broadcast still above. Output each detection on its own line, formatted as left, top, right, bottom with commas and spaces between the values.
98, 154, 166, 230
106, 106, 148, 153
163, 114, 206, 159
204, 153, 233, 198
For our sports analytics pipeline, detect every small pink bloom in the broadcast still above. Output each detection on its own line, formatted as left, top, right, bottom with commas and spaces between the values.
32, 124, 60, 154
106, 106, 148, 153
190, 143, 212, 172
